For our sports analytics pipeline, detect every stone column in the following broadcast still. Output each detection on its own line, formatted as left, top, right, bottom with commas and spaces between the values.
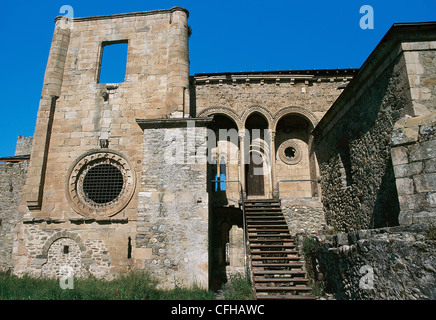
239, 130, 246, 198
22, 17, 70, 211
270, 130, 278, 198
167, 7, 190, 117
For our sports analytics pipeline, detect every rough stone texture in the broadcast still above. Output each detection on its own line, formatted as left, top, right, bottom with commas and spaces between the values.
0, 161, 28, 273
303, 225, 436, 300
312, 24, 436, 233
13, 7, 192, 282
14, 136, 33, 156
136, 119, 210, 289
193, 70, 356, 199
281, 198, 326, 236
391, 111, 436, 225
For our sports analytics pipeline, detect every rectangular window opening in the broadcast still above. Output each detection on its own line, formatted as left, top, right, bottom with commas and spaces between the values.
98, 40, 128, 84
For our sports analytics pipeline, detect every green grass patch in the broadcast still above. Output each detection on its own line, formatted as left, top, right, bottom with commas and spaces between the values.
0, 272, 216, 300
222, 273, 255, 300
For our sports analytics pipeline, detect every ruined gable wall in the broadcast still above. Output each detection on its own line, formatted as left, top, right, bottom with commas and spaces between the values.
14, 8, 191, 280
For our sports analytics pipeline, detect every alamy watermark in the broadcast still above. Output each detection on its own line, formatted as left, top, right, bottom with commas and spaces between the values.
360, 5, 374, 30
162, 121, 273, 176
59, 5, 74, 29
59, 265, 74, 290
359, 265, 375, 290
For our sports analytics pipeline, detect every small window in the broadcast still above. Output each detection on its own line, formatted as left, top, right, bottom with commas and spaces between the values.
98, 41, 128, 84
63, 245, 69, 254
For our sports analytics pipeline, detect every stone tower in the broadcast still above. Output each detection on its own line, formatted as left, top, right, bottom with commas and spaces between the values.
14, 7, 208, 288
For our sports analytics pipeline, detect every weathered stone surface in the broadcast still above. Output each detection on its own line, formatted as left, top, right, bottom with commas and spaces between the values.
303, 225, 436, 300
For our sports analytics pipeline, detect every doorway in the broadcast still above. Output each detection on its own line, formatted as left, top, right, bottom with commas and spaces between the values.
245, 152, 265, 196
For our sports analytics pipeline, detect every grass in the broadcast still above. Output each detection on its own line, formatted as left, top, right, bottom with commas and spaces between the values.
0, 272, 216, 300
0, 271, 256, 300
222, 273, 256, 300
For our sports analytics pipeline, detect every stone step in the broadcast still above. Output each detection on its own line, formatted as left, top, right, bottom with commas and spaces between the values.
256, 294, 316, 300
252, 262, 304, 268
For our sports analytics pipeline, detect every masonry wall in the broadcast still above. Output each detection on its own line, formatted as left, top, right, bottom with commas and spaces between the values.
193, 71, 355, 200
313, 44, 411, 232
302, 225, 436, 300
390, 42, 436, 225
14, 8, 192, 281
136, 119, 210, 289
0, 162, 28, 273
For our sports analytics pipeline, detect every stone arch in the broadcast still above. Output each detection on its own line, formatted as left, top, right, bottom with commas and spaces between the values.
39, 231, 92, 269
273, 106, 318, 131
241, 106, 274, 129
197, 107, 242, 130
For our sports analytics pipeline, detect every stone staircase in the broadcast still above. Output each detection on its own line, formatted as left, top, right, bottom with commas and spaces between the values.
244, 199, 315, 300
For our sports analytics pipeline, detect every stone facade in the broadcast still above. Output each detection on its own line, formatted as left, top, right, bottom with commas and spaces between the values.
0, 7, 435, 297
313, 23, 436, 232
303, 224, 436, 300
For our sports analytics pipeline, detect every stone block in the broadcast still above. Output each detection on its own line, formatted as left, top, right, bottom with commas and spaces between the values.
409, 140, 436, 162
396, 178, 415, 195
413, 173, 436, 193
391, 146, 409, 165
428, 193, 436, 207
391, 126, 419, 146
393, 162, 423, 178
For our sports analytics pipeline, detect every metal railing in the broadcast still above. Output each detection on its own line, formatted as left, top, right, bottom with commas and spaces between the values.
210, 179, 249, 278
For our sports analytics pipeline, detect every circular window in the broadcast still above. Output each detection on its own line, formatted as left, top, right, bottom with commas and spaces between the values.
278, 140, 303, 165
284, 147, 296, 160
82, 164, 124, 204
66, 150, 136, 217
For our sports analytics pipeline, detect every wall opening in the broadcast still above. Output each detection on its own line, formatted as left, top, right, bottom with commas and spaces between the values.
98, 41, 128, 84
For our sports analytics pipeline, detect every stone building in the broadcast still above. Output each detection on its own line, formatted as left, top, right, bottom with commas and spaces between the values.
0, 7, 435, 293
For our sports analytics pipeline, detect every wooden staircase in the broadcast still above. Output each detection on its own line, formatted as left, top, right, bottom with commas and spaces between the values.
244, 199, 315, 300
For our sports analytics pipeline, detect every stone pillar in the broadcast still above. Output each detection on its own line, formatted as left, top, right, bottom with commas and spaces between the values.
239, 130, 246, 198
167, 7, 190, 117
270, 131, 278, 198
22, 18, 70, 211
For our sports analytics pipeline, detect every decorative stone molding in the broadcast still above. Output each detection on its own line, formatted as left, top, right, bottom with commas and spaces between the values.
277, 139, 303, 165
197, 107, 242, 129
65, 149, 136, 218
240, 105, 274, 128
272, 106, 319, 130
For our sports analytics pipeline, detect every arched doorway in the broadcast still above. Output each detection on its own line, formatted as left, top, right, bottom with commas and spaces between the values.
244, 112, 271, 198
275, 113, 318, 197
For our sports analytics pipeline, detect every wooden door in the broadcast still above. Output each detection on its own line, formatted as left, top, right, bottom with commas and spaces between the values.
246, 153, 264, 196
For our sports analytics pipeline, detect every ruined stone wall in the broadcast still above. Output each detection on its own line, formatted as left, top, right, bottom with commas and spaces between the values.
0, 162, 28, 273
136, 118, 211, 289
313, 44, 411, 232
14, 7, 192, 281
390, 43, 436, 225
302, 225, 436, 300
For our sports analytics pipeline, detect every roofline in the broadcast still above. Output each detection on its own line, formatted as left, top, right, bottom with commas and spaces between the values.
54, 6, 189, 23
312, 21, 436, 139
193, 68, 359, 78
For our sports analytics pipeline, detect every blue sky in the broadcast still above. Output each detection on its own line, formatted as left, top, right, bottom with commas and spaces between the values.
0, 0, 435, 157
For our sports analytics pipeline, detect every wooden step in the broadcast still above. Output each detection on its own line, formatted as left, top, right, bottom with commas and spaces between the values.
250, 245, 296, 249
251, 256, 300, 261
252, 262, 304, 268
256, 294, 316, 300
255, 286, 312, 292
251, 251, 299, 255
254, 277, 309, 284
248, 233, 292, 237
253, 270, 306, 276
